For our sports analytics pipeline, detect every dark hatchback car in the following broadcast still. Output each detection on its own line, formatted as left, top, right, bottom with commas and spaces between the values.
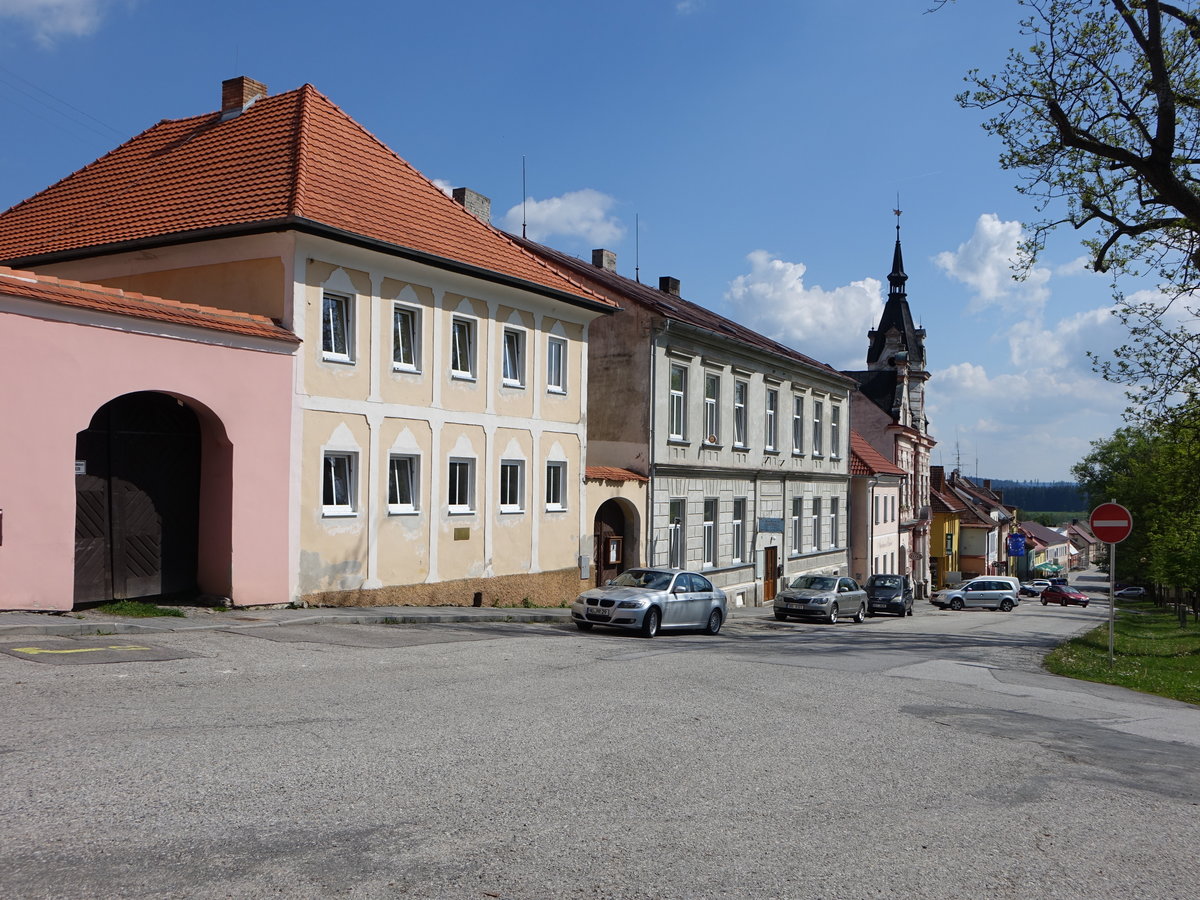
866, 574, 914, 617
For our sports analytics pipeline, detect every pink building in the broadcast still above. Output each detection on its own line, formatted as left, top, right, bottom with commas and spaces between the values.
0, 267, 298, 611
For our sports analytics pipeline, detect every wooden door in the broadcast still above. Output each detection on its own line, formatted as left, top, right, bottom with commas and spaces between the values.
763, 545, 778, 604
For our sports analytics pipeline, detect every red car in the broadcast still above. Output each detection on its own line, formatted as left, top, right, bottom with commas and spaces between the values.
1041, 584, 1089, 607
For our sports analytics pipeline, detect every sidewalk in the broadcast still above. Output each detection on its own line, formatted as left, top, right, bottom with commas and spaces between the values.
0, 600, 774, 638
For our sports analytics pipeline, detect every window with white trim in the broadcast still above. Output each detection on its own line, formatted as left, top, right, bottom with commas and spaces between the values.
545, 461, 567, 511
547, 337, 567, 394
765, 388, 779, 451
322, 451, 357, 516
704, 373, 720, 444
448, 458, 475, 513
702, 499, 717, 568
811, 497, 822, 551
387, 454, 418, 514
830, 497, 839, 548
791, 497, 802, 555
392, 305, 420, 372
499, 459, 525, 513
668, 498, 685, 568
322, 292, 353, 363
502, 328, 525, 388
733, 380, 748, 447
813, 400, 824, 456
792, 394, 804, 454
831, 405, 842, 458
873, 495, 880, 525
669, 364, 687, 441
732, 498, 746, 564
451, 317, 476, 379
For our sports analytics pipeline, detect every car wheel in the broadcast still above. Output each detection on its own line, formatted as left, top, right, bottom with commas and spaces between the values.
1041, 598, 1048, 606
774, 609, 788, 621
704, 609, 723, 636
853, 604, 865, 624
575, 621, 593, 631
640, 606, 661, 638
906, 605, 914, 617
949, 598, 964, 611
1082, 602, 1088, 608
1060, 599, 1068, 607
828, 603, 839, 625
1000, 599, 1014, 612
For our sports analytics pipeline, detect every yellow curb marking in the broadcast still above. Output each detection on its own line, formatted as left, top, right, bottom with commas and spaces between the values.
12, 645, 154, 655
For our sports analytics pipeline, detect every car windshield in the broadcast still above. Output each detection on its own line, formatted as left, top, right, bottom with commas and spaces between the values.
790, 575, 836, 591
869, 576, 902, 588
610, 569, 673, 591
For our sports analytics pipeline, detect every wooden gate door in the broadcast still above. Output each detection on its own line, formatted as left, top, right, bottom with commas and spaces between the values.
594, 500, 627, 586
763, 545, 778, 604
74, 393, 201, 604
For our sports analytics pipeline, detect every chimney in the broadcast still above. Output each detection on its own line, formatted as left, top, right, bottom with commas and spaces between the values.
983, 479, 992, 491
452, 187, 491, 224
659, 276, 680, 296
930, 465, 944, 492
221, 76, 268, 119
592, 249, 617, 272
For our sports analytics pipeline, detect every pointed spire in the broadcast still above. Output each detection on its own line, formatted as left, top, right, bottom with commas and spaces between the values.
889, 205, 907, 297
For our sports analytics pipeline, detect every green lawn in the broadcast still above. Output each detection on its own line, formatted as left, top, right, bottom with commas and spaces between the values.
94, 600, 186, 618
1044, 601, 1200, 705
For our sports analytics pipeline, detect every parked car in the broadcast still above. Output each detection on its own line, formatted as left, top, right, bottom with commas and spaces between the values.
571, 567, 727, 638
1114, 586, 1147, 599
865, 574, 914, 617
1020, 579, 1052, 597
774, 575, 867, 624
1049, 576, 1069, 586
931, 578, 1019, 611
1041, 584, 1090, 607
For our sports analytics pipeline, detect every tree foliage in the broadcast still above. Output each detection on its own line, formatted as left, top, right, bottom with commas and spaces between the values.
955, 0, 1200, 413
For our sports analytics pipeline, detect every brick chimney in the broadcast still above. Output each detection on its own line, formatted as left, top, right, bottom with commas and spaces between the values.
659, 276, 680, 296
592, 249, 617, 272
221, 76, 267, 119
452, 187, 491, 224
931, 465, 944, 492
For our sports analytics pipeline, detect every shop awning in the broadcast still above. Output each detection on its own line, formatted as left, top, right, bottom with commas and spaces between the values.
1033, 562, 1064, 573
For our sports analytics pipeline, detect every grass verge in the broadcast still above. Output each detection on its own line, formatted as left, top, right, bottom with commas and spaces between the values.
95, 600, 187, 618
1044, 600, 1200, 705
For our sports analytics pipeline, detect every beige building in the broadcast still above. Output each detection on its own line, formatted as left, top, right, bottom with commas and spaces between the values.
0, 77, 617, 607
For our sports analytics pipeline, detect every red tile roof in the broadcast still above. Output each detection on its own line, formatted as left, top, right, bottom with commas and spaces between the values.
0, 83, 615, 313
586, 466, 649, 483
0, 266, 298, 343
849, 431, 906, 477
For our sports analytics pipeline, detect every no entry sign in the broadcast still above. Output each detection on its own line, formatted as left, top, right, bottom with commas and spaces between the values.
1090, 502, 1133, 543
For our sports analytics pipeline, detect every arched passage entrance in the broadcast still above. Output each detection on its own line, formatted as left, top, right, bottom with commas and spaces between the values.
594, 498, 639, 587
74, 392, 202, 605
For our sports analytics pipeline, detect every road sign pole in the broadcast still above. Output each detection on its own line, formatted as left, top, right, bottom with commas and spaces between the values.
1109, 542, 1115, 667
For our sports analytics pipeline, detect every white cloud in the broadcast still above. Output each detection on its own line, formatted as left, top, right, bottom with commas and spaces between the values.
0, 0, 116, 45
431, 178, 454, 197
500, 189, 624, 246
675, 0, 704, 13
1005, 306, 1119, 371
935, 213, 1050, 311
725, 250, 884, 370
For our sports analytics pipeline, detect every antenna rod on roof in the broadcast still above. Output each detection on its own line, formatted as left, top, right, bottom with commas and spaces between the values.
521, 156, 527, 239
635, 214, 641, 283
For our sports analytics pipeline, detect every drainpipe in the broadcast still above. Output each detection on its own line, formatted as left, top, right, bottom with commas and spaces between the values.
865, 475, 879, 581
646, 320, 668, 566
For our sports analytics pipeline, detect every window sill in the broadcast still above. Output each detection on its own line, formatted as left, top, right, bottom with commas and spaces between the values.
667, 438, 690, 446
544, 505, 567, 513
764, 448, 780, 456
448, 508, 476, 516
702, 442, 723, 450
547, 387, 567, 396
392, 364, 422, 375
387, 508, 419, 516
499, 508, 526, 515
450, 372, 477, 382
322, 354, 355, 365
501, 381, 526, 390
322, 509, 357, 518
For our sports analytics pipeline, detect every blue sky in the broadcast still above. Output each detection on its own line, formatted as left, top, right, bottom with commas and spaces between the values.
0, 0, 1140, 481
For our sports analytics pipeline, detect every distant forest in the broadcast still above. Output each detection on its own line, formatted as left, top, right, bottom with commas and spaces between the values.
983, 479, 1083, 513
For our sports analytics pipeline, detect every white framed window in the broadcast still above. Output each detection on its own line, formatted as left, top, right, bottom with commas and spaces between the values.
765, 388, 779, 451
702, 498, 717, 568
792, 394, 804, 454
322, 451, 357, 516
732, 498, 746, 564
811, 497, 822, 551
669, 364, 687, 441
547, 336, 567, 394
813, 400, 824, 456
830, 498, 839, 548
392, 305, 420, 372
668, 498, 685, 568
502, 327, 526, 388
873, 495, 880, 525
322, 292, 353, 363
704, 373, 720, 444
448, 458, 475, 513
499, 459, 525, 513
451, 317, 476, 380
831, 405, 842, 458
733, 380, 748, 447
387, 454, 419, 515
791, 497, 802, 555
545, 461, 567, 511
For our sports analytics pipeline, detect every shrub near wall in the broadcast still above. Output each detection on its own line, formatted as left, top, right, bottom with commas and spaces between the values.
305, 568, 585, 609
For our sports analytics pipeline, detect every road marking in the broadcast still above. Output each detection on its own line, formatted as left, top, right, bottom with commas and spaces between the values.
12, 645, 154, 655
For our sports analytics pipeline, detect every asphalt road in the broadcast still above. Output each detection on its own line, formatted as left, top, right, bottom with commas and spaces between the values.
1, 598, 1197, 899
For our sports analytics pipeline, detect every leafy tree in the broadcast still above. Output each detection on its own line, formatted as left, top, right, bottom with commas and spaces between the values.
952, 0, 1200, 414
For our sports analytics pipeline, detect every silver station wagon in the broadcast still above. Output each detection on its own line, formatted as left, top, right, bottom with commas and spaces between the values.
774, 574, 867, 624
571, 567, 728, 638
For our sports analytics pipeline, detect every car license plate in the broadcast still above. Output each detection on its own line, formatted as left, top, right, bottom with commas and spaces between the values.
590, 610, 610, 619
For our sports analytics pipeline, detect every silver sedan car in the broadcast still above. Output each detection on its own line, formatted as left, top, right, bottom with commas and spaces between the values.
774, 574, 867, 624
571, 567, 728, 638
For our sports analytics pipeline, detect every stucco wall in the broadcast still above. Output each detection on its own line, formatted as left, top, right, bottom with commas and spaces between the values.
305, 567, 585, 608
